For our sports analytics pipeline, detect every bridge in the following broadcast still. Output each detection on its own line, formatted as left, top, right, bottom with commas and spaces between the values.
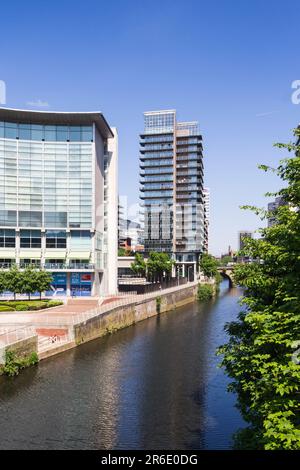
217, 266, 235, 287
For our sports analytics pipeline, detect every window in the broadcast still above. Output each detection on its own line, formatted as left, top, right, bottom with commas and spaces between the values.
20, 230, 41, 248
0, 258, 12, 268
19, 211, 42, 227
0, 122, 93, 142
70, 230, 91, 249
0, 210, 17, 227
46, 230, 67, 248
44, 211, 67, 227
0, 229, 15, 247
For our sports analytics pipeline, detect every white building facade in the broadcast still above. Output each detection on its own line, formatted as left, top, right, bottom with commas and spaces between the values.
0, 108, 118, 296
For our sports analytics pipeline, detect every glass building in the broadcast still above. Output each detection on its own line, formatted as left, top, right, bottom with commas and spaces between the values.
0, 108, 118, 296
140, 110, 205, 278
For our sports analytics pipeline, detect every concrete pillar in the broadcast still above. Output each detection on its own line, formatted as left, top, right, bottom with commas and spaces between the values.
67, 272, 71, 297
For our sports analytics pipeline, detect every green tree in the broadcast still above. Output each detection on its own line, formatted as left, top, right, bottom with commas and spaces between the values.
146, 252, 174, 282
218, 129, 300, 450
118, 247, 132, 256
0, 270, 7, 294
130, 252, 147, 277
20, 267, 38, 300
200, 253, 218, 278
35, 270, 53, 299
5, 265, 22, 300
220, 255, 233, 266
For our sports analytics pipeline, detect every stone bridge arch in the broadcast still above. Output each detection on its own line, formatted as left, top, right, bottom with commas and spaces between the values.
217, 267, 234, 288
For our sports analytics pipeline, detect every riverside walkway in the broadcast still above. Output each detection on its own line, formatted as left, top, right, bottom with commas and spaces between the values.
0, 281, 199, 359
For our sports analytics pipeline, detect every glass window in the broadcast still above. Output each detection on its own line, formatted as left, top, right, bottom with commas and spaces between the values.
4, 123, 18, 139
31, 127, 44, 140
44, 126, 56, 141
0, 228, 16, 247
69, 131, 81, 142
46, 230, 67, 248
44, 211, 67, 227
20, 229, 41, 248
19, 211, 42, 227
0, 210, 17, 226
56, 126, 68, 141
70, 230, 91, 248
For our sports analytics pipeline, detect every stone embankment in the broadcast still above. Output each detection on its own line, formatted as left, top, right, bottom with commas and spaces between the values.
0, 282, 199, 373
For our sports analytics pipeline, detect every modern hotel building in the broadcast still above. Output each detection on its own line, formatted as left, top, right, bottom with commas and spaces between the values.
140, 110, 205, 277
0, 108, 118, 296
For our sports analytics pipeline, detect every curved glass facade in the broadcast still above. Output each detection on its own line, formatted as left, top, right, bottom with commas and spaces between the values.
0, 122, 93, 142
0, 138, 93, 228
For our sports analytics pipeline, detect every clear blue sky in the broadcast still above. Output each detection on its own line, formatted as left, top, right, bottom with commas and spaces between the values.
1, 0, 299, 255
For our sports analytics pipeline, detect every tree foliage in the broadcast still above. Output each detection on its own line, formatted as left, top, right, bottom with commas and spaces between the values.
200, 253, 219, 278
131, 252, 174, 281
130, 253, 147, 277
218, 129, 300, 450
0, 266, 53, 299
146, 252, 174, 282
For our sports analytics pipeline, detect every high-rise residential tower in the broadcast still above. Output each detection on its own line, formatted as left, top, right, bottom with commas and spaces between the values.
0, 108, 118, 296
267, 196, 285, 227
238, 231, 253, 251
140, 109, 205, 276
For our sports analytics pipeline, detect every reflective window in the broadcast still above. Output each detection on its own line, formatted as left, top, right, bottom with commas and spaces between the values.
19, 211, 42, 227
0, 122, 93, 142
45, 212, 67, 227
46, 230, 67, 248
0, 229, 15, 247
20, 229, 41, 248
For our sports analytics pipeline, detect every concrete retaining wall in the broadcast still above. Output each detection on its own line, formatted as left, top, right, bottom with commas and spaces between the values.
0, 334, 38, 365
74, 283, 198, 345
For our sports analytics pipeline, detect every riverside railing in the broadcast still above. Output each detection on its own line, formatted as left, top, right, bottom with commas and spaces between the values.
47, 280, 199, 327
0, 326, 36, 347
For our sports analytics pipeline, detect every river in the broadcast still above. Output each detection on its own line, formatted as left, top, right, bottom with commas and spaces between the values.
0, 281, 244, 450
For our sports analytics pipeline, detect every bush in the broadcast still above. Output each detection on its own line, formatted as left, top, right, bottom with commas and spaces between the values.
197, 283, 214, 301
1, 350, 39, 376
156, 296, 162, 314
15, 304, 29, 311
27, 302, 47, 311
0, 305, 15, 312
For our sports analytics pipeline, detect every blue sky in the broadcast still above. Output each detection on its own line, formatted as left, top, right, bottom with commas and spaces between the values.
1, 0, 299, 255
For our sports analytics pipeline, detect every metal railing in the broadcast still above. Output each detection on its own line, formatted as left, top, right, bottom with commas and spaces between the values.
0, 326, 36, 346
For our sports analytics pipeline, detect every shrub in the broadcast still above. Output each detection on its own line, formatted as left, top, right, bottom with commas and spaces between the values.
27, 302, 47, 310
15, 304, 29, 311
0, 305, 15, 312
46, 300, 63, 308
156, 296, 162, 314
1, 350, 39, 376
197, 283, 214, 301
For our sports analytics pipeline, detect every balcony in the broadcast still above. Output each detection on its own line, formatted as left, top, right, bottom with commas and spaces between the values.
44, 263, 94, 270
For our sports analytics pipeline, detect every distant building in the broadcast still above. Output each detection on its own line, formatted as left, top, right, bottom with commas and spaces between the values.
267, 196, 285, 227
238, 231, 253, 251
203, 187, 210, 252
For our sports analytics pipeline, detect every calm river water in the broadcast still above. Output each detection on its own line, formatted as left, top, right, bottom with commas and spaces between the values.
0, 281, 244, 449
